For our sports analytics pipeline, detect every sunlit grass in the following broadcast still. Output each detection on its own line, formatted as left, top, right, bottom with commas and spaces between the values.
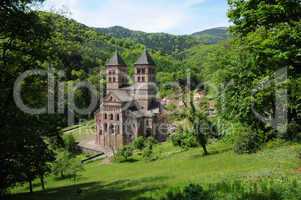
10, 140, 301, 200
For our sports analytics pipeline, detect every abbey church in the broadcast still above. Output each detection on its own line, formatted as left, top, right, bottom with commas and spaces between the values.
95, 50, 161, 150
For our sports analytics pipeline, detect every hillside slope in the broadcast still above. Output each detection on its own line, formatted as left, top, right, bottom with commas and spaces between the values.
11, 141, 301, 200
96, 26, 229, 54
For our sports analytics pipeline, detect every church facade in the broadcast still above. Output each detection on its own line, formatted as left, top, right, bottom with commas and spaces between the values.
95, 50, 160, 150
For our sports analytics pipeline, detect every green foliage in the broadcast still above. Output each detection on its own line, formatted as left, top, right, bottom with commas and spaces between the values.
0, 0, 63, 193
194, 0, 301, 150
96, 26, 229, 54
265, 139, 286, 149
171, 130, 198, 149
234, 130, 263, 154
142, 143, 157, 162
285, 121, 301, 142
11, 141, 301, 199
145, 136, 158, 146
161, 184, 212, 200
113, 146, 134, 162
63, 134, 78, 154
160, 178, 301, 200
132, 136, 146, 151
52, 149, 84, 180
164, 103, 177, 111
131, 136, 158, 161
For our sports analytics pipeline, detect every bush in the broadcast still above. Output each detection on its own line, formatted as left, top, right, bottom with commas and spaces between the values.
171, 130, 198, 149
234, 130, 263, 154
265, 138, 286, 149
142, 143, 158, 162
161, 184, 212, 200
113, 146, 133, 162
285, 121, 301, 141
164, 103, 177, 111
160, 178, 301, 200
64, 134, 78, 154
145, 136, 157, 146
132, 136, 146, 150
52, 149, 84, 180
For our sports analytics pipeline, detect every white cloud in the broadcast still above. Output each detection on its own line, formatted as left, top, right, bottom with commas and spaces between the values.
41, 0, 226, 34
183, 0, 207, 7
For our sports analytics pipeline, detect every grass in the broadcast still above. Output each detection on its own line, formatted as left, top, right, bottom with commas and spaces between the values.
9, 141, 301, 200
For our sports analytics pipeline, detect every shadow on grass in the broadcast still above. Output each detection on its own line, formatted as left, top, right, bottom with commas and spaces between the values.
190, 147, 232, 159
119, 158, 139, 163
8, 176, 169, 200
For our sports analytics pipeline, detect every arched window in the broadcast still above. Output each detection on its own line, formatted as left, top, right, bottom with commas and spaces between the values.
115, 125, 119, 134
116, 114, 119, 121
141, 77, 145, 82
109, 124, 114, 134
110, 114, 113, 120
108, 77, 112, 83
104, 123, 107, 132
104, 113, 107, 119
141, 68, 145, 74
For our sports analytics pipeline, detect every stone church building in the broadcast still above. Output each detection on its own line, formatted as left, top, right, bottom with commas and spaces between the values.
95, 50, 160, 150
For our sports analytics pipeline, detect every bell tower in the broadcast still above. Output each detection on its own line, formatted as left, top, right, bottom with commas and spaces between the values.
106, 51, 128, 92
134, 49, 157, 110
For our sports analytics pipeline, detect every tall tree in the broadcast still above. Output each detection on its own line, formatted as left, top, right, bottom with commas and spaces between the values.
219, 0, 301, 139
0, 0, 62, 194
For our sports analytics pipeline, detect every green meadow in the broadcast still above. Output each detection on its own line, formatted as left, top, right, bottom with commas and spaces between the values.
10, 141, 301, 200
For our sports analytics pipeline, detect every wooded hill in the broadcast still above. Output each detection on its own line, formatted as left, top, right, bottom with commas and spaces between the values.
96, 26, 229, 54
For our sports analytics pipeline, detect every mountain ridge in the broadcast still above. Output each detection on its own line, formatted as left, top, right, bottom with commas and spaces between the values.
96, 26, 229, 54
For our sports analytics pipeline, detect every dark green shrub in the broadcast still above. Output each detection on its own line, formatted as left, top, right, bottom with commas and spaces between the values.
52, 149, 84, 180
142, 143, 157, 161
265, 138, 286, 149
164, 103, 177, 111
160, 178, 301, 200
285, 121, 301, 141
234, 131, 263, 154
145, 136, 158, 146
132, 136, 146, 150
161, 184, 212, 200
171, 131, 198, 149
113, 146, 133, 162
64, 134, 78, 154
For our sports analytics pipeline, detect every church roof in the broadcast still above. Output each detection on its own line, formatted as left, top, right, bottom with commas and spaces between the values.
135, 49, 155, 65
110, 90, 133, 102
106, 51, 126, 66
130, 108, 160, 118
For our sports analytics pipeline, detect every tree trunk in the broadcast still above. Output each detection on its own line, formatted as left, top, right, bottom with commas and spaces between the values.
61, 171, 64, 179
40, 175, 45, 191
29, 179, 33, 193
201, 143, 209, 156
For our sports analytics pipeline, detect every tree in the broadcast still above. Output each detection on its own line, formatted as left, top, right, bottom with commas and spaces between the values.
114, 146, 133, 162
52, 149, 83, 180
64, 134, 78, 155
132, 136, 146, 151
226, 0, 301, 139
0, 0, 65, 194
189, 94, 211, 155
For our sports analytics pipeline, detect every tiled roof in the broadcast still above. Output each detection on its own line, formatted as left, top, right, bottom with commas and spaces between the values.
106, 51, 126, 66
110, 90, 133, 102
135, 49, 155, 65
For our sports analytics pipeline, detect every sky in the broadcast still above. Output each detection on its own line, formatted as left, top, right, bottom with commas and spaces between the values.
41, 0, 230, 35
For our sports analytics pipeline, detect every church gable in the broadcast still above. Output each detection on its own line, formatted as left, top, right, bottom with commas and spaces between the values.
104, 92, 121, 102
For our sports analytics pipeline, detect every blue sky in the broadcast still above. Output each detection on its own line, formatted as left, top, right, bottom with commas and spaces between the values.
42, 0, 230, 35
